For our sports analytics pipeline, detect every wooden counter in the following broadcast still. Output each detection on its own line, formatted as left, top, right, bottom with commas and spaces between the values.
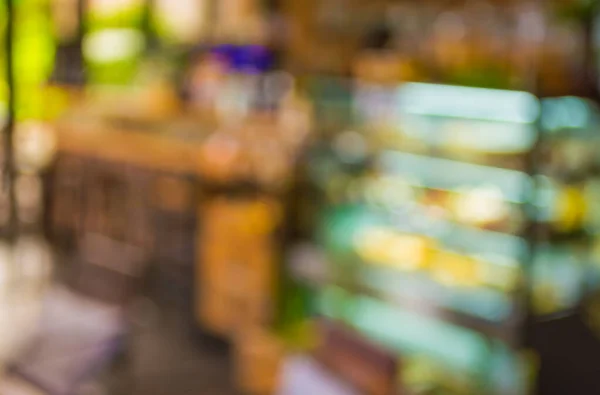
53, 111, 295, 184
49, 112, 300, 343
53, 117, 211, 176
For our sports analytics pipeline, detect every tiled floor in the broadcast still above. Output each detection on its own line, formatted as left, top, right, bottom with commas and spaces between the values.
0, 242, 240, 395
0, 237, 51, 365
130, 306, 240, 395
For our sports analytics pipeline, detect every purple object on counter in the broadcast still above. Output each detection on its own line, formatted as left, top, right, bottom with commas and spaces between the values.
211, 44, 273, 74
236, 45, 273, 73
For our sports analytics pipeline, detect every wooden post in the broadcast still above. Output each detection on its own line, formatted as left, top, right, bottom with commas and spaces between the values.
4, 0, 18, 241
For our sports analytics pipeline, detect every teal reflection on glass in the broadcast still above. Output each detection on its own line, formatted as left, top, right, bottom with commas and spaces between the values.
360, 266, 513, 323
351, 295, 488, 374
397, 83, 540, 124
318, 204, 384, 258
378, 151, 533, 204
317, 286, 351, 321
489, 342, 530, 395
541, 97, 597, 132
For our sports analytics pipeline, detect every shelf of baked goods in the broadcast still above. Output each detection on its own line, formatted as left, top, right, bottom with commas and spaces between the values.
300, 182, 600, 325
315, 288, 531, 395
306, 151, 531, 239
289, 243, 531, 394
376, 150, 532, 205
311, 159, 531, 242
306, 165, 600, 315
353, 168, 600, 242
296, 261, 521, 346
359, 83, 539, 171
292, 211, 525, 344
320, 87, 600, 242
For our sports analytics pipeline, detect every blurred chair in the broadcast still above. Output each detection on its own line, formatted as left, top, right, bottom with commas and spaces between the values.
0, 233, 147, 395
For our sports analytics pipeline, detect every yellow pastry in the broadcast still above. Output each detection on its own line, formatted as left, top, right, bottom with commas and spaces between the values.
430, 250, 479, 287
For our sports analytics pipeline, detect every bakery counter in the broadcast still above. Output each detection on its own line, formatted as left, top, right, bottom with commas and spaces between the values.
47, 111, 309, 344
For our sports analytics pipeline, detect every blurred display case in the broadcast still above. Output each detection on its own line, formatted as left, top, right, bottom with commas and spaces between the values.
295, 83, 600, 394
